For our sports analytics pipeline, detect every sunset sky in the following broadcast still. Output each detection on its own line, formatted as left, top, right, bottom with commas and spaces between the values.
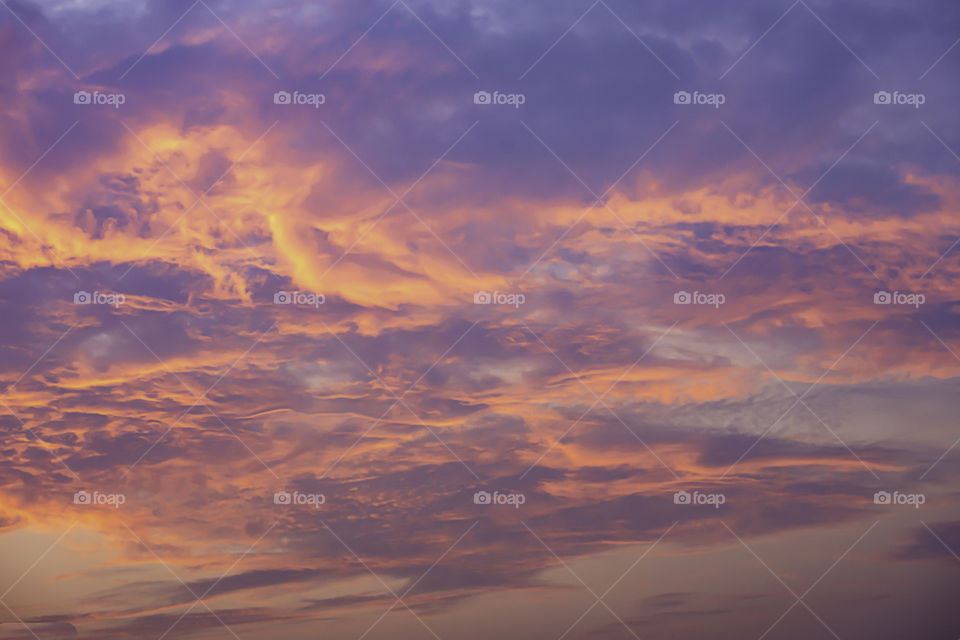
1, 0, 960, 638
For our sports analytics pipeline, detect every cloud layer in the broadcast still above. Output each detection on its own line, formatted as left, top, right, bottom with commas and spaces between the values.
1, 0, 960, 638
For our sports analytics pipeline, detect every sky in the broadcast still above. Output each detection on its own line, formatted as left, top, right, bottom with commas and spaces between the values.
1, 0, 959, 638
